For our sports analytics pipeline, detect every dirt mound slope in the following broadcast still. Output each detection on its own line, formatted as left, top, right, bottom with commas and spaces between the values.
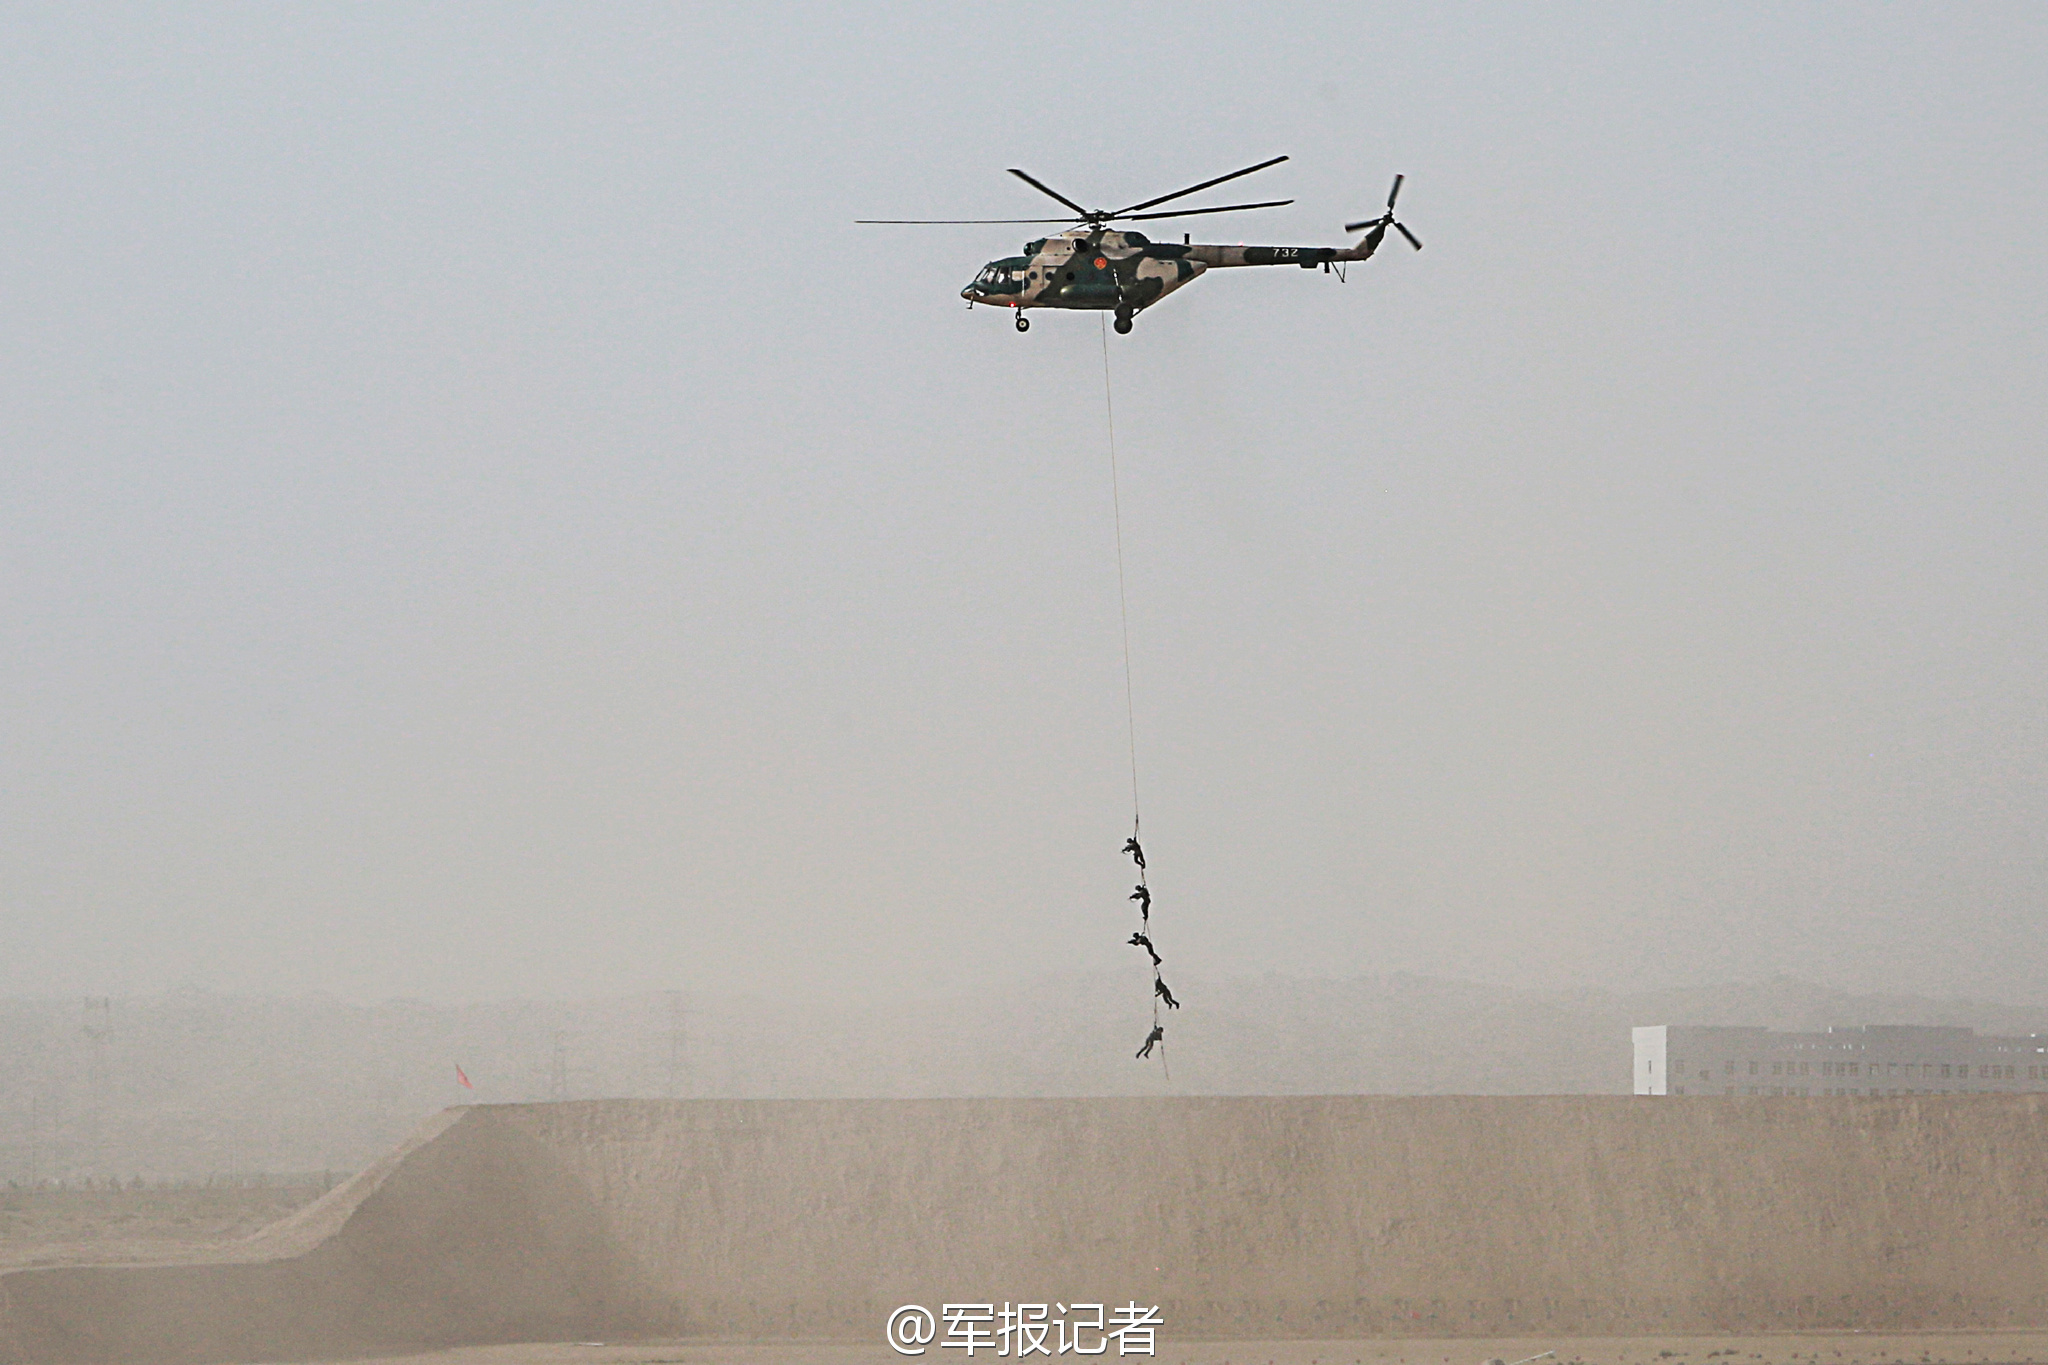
4, 1095, 2047, 1363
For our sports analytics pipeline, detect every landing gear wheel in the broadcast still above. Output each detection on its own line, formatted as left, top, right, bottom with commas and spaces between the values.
1112, 313, 1133, 335
1015, 313, 1030, 332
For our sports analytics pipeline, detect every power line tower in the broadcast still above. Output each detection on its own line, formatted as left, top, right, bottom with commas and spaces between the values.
548, 1030, 569, 1101
80, 998, 111, 1177
663, 991, 691, 1099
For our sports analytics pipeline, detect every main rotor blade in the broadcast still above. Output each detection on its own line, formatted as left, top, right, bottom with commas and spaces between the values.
1120, 198, 1294, 222
856, 217, 1080, 224
1386, 174, 1405, 210
1112, 155, 1290, 217
1007, 168, 1090, 217
1394, 221, 1423, 250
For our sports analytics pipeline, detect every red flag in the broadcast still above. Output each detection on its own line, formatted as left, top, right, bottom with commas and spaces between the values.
455, 1064, 474, 1090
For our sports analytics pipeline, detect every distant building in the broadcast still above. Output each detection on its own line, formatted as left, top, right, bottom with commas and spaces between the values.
1632, 1024, 2048, 1096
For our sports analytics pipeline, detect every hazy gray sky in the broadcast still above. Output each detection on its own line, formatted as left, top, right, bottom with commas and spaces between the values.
3, 4, 2043, 1006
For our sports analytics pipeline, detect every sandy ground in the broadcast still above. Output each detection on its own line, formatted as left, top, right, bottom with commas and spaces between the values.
0, 1183, 327, 1271
12, 1122, 2048, 1365
338, 1333, 2048, 1365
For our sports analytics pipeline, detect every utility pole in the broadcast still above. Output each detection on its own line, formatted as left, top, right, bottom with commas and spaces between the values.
663, 991, 691, 1099
80, 998, 111, 1178
548, 1030, 569, 1101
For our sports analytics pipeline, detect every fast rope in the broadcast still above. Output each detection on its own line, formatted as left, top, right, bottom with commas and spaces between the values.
1100, 314, 1178, 1069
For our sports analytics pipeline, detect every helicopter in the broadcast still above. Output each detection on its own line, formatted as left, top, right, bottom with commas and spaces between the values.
859, 156, 1419, 333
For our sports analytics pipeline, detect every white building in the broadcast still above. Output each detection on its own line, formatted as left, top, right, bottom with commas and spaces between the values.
1633, 1023, 2048, 1096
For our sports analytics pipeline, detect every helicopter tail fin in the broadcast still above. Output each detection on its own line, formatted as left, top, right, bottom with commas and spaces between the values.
1347, 222, 1387, 259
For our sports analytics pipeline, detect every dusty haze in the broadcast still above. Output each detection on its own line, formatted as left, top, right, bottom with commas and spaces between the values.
2, 6, 2045, 1013
9, 973, 2048, 1180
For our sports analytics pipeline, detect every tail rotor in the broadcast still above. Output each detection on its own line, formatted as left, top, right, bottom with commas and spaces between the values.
1345, 174, 1422, 252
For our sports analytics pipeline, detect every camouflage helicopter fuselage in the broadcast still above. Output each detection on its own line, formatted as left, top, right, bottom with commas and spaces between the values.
962, 224, 1390, 331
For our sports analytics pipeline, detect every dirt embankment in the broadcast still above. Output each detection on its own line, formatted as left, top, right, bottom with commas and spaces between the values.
4, 1096, 2048, 1364
0, 1185, 329, 1275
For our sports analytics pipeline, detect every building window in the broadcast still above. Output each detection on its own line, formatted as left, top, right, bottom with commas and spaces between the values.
1725, 1061, 1735, 1075
1941, 1064, 1952, 1078
1800, 1062, 1810, 1075
1749, 1061, 1758, 1075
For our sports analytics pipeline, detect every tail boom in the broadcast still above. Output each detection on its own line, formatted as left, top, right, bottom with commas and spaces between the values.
1174, 237, 1383, 269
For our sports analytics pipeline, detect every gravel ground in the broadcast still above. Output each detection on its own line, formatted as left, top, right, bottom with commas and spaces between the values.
337, 1332, 2048, 1365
